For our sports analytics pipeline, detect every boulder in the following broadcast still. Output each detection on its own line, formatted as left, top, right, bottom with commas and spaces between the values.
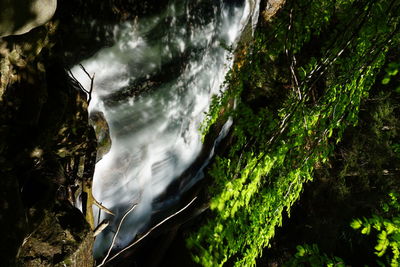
89, 111, 112, 162
17, 202, 93, 267
0, 0, 57, 37
262, 0, 286, 22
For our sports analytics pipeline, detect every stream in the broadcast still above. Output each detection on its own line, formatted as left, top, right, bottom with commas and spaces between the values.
71, 0, 260, 259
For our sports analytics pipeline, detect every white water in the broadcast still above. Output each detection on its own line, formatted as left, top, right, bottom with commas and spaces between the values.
71, 0, 260, 258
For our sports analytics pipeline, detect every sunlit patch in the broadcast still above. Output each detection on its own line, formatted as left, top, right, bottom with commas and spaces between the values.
30, 147, 43, 158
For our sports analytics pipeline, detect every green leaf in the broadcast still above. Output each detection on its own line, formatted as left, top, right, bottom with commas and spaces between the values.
361, 224, 371, 235
296, 245, 306, 257
388, 69, 398, 76
381, 77, 391, 85
351, 219, 363, 229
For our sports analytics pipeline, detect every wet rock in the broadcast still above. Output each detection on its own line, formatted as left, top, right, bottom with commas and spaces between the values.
89, 111, 112, 162
102, 54, 189, 108
56, 0, 170, 67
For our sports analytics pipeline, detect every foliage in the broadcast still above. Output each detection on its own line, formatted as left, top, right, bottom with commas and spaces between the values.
188, 0, 400, 266
284, 194, 400, 267
261, 70, 400, 265
382, 62, 400, 85
284, 244, 345, 267
351, 193, 400, 267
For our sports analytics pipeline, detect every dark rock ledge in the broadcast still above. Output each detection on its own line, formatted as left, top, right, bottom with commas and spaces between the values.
0, 0, 175, 265
0, 2, 96, 266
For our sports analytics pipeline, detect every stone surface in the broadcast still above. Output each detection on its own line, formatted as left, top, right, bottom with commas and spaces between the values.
0, 21, 57, 101
0, 0, 57, 37
17, 202, 93, 267
263, 0, 286, 22
0, 11, 95, 266
89, 111, 112, 162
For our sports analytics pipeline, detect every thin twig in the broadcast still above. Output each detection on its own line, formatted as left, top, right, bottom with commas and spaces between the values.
68, 69, 88, 93
93, 198, 115, 216
94, 220, 110, 237
98, 202, 138, 267
89, 73, 95, 103
97, 203, 102, 226
79, 64, 92, 79
79, 64, 95, 104
99, 197, 198, 266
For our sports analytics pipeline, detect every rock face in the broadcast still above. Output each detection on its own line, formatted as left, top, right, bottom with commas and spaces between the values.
17, 202, 93, 267
0, 12, 95, 267
0, 0, 57, 37
1, 1, 177, 265
89, 111, 112, 162
262, 0, 286, 21
0, 25, 54, 266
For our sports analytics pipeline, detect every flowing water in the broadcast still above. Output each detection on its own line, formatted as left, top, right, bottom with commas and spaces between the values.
71, 0, 260, 258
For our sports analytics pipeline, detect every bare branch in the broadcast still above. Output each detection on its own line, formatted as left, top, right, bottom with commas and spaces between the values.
93, 198, 115, 216
88, 73, 95, 104
67, 69, 88, 94
94, 220, 110, 237
99, 197, 198, 266
78, 64, 95, 104
79, 64, 92, 79
97, 202, 138, 267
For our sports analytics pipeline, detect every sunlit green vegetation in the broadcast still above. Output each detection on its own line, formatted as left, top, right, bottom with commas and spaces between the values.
284, 244, 345, 267
351, 193, 400, 267
187, 0, 400, 266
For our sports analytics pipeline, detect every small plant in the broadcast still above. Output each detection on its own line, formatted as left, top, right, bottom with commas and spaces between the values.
351, 193, 400, 267
284, 244, 345, 267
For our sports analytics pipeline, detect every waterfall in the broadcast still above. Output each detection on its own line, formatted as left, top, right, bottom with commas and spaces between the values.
71, 0, 260, 259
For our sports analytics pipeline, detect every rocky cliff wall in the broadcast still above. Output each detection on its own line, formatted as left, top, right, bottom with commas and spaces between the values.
0, 6, 95, 267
